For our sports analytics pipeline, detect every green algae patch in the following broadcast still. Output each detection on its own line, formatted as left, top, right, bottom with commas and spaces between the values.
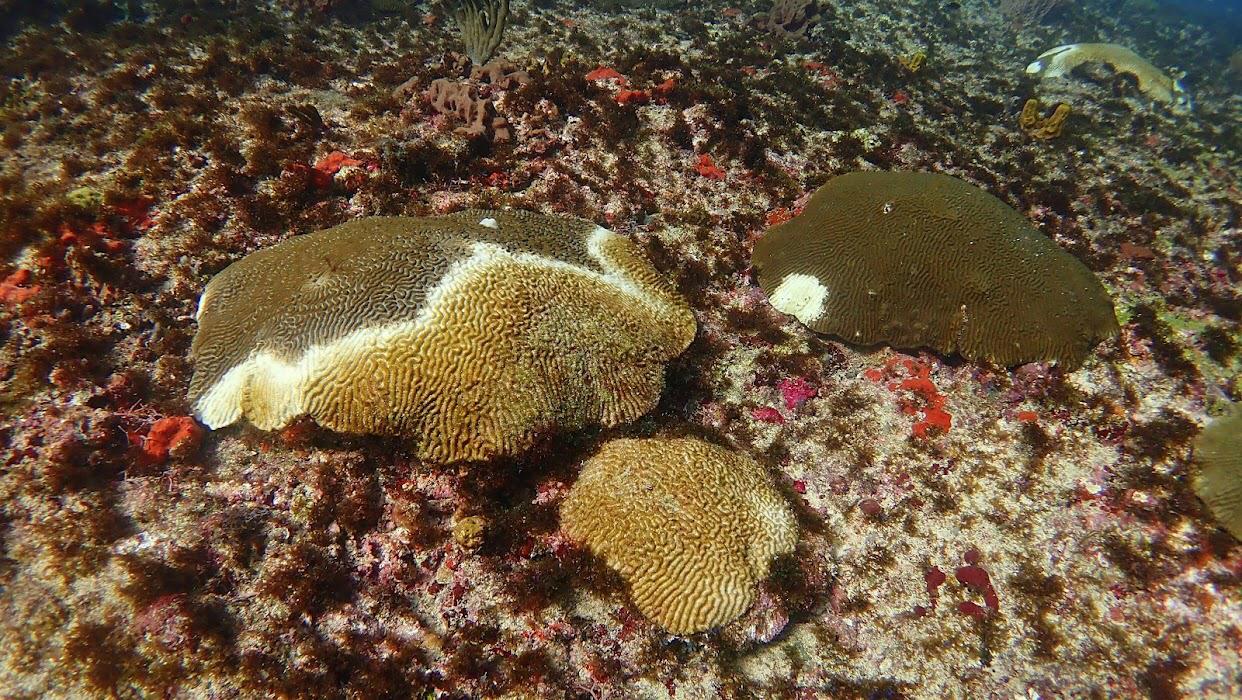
752, 171, 1119, 367
66, 186, 104, 212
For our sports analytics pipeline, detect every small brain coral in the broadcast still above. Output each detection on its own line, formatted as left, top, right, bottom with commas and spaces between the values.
752, 171, 1119, 367
189, 211, 696, 463
560, 437, 798, 635
1192, 406, 1242, 540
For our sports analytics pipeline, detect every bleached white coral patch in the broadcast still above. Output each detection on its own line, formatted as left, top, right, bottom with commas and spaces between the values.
768, 273, 828, 325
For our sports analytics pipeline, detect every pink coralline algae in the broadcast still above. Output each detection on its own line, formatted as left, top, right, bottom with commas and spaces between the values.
132, 594, 195, 651
694, 154, 727, 180
57, 221, 128, 255
926, 567, 947, 599
313, 150, 362, 176
751, 405, 786, 424
914, 566, 949, 615
803, 61, 841, 89
729, 585, 790, 644
764, 190, 814, 228
585, 67, 675, 106
864, 355, 953, 438
766, 207, 796, 227
614, 89, 650, 106
140, 416, 204, 464
585, 66, 627, 84
0, 269, 39, 305
110, 196, 155, 231
955, 564, 1000, 619
779, 377, 818, 410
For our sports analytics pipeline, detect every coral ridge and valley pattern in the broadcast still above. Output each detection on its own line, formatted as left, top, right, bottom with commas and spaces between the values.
0, 0, 1239, 698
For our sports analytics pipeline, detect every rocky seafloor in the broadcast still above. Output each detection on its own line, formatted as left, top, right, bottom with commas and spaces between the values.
1, 0, 1240, 697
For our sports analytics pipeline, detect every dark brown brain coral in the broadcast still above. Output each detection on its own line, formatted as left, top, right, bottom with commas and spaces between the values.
560, 437, 798, 635
752, 171, 1119, 366
1192, 406, 1242, 540
188, 210, 696, 463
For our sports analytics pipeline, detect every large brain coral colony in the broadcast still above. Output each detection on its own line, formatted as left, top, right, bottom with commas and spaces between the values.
189, 210, 695, 463
752, 171, 1119, 367
1192, 406, 1242, 540
1026, 42, 1191, 110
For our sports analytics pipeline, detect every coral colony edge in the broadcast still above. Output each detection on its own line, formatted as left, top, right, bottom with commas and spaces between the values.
0, 0, 1239, 699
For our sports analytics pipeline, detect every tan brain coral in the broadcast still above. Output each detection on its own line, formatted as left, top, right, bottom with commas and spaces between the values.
1025, 43, 1190, 109
188, 210, 696, 463
753, 171, 1119, 367
561, 437, 798, 635
1192, 406, 1242, 540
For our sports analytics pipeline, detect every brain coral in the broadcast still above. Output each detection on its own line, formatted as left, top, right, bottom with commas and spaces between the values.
1025, 43, 1190, 110
560, 437, 798, 635
188, 210, 696, 463
1192, 406, 1242, 540
752, 171, 1119, 367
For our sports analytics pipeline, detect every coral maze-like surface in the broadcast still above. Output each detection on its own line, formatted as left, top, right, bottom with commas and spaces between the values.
0, 0, 1239, 697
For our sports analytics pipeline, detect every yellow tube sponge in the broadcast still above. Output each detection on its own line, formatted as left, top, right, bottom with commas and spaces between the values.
1025, 43, 1190, 110
1019, 98, 1070, 139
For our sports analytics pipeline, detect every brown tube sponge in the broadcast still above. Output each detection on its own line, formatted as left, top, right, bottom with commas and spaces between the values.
561, 437, 798, 635
188, 211, 695, 463
752, 171, 1119, 367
